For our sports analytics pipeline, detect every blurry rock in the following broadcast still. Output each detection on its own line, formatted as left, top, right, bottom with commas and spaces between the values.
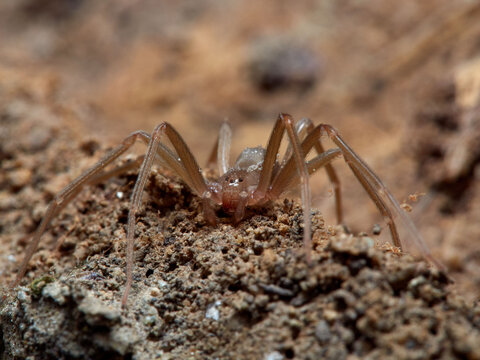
248, 37, 321, 93
78, 294, 121, 327
20, 0, 84, 21
454, 57, 480, 109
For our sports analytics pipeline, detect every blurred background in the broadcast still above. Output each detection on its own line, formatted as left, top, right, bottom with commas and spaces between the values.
0, 0, 479, 301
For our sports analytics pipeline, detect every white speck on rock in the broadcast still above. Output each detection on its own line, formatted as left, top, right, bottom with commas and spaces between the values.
17, 289, 28, 302
116, 191, 124, 199
7, 255, 16, 262
205, 300, 222, 321
108, 326, 139, 355
42, 282, 70, 306
78, 294, 121, 326
264, 351, 284, 360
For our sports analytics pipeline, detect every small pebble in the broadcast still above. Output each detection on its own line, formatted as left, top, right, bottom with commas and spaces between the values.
315, 320, 331, 343
206, 300, 222, 321
372, 224, 382, 235
264, 351, 284, 360
248, 37, 320, 92
42, 283, 70, 306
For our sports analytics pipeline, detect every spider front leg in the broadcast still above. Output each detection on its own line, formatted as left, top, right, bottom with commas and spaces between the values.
271, 122, 402, 246
298, 118, 343, 224
9, 130, 151, 297
121, 122, 212, 307
320, 125, 445, 271
252, 113, 313, 262
206, 121, 232, 175
281, 118, 343, 224
267, 119, 444, 271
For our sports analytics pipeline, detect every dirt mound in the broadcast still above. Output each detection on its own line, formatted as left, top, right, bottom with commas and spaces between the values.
1, 108, 479, 359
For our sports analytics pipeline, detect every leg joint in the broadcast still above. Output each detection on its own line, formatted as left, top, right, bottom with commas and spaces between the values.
279, 113, 294, 126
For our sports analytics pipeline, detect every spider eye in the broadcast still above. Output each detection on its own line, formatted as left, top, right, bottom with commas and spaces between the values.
229, 179, 234, 184
239, 178, 243, 182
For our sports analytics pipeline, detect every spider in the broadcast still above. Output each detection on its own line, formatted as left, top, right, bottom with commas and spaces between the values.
9, 113, 442, 307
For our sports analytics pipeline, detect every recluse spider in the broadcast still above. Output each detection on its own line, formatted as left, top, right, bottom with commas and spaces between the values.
9, 113, 443, 307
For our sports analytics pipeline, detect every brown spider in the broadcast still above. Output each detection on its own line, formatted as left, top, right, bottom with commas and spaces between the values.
9, 113, 442, 307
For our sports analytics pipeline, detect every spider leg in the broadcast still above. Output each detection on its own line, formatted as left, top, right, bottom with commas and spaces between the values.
205, 121, 232, 176
269, 126, 336, 198
268, 121, 444, 270
215, 122, 232, 175
217, 122, 232, 175
283, 115, 313, 263
253, 115, 287, 200
302, 118, 343, 223
253, 114, 313, 262
91, 132, 196, 190
148, 127, 218, 225
272, 148, 342, 193
347, 162, 401, 246
122, 123, 211, 307
271, 124, 386, 236
10, 130, 151, 294
42, 156, 147, 252
278, 118, 343, 223
319, 124, 445, 270
281, 118, 310, 163
88, 155, 145, 185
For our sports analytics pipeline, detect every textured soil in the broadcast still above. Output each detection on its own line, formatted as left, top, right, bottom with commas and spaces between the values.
1, 85, 479, 360
1, 1, 480, 359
